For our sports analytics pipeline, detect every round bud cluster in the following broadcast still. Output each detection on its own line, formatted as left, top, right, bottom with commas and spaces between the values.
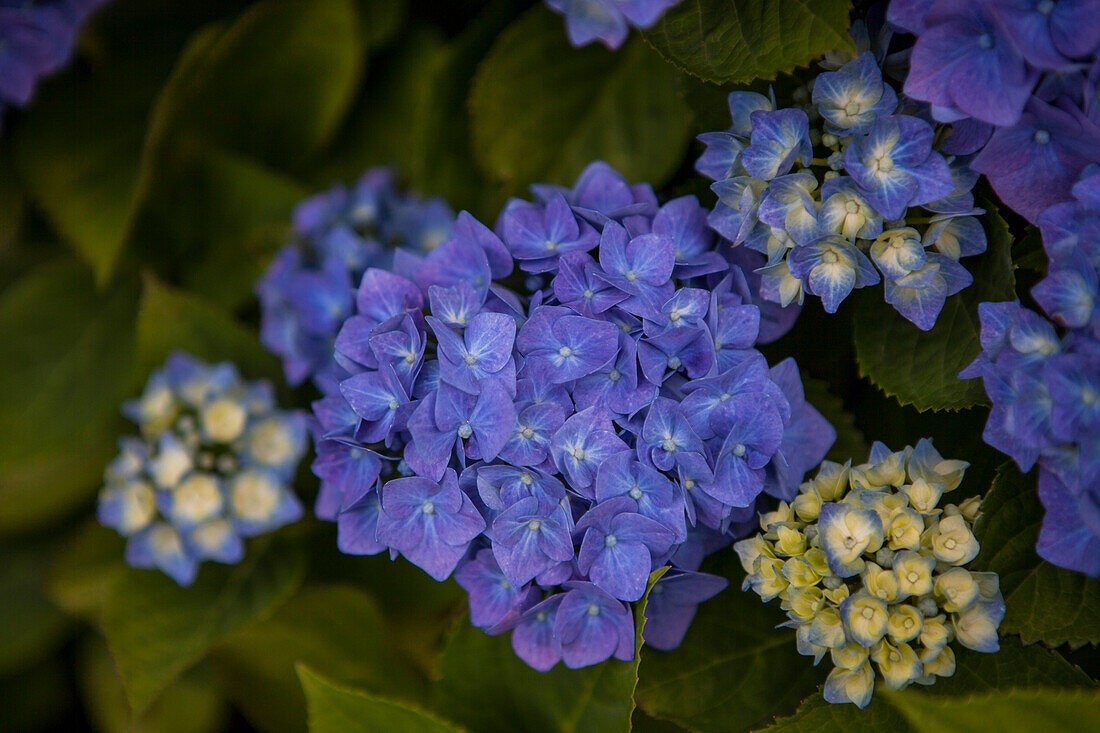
305, 161, 836, 670
97, 352, 307, 586
697, 40, 988, 331
734, 439, 1004, 708
256, 167, 455, 391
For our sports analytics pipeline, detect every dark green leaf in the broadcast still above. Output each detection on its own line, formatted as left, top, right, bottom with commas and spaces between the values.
802, 376, 869, 463
0, 543, 70, 677
47, 521, 131, 620
644, 0, 853, 85
765, 639, 1095, 732
355, 0, 407, 51
853, 209, 1015, 412
79, 636, 229, 733
214, 584, 427, 732
298, 665, 464, 733
140, 0, 366, 172
973, 463, 1100, 648
636, 553, 825, 732
887, 687, 1100, 733
469, 6, 693, 197
100, 531, 305, 713
134, 273, 282, 383
0, 258, 140, 534
431, 568, 667, 733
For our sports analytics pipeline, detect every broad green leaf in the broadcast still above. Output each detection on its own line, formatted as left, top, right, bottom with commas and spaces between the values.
47, 521, 131, 620
355, 0, 407, 50
0, 144, 23, 251
298, 665, 464, 733
802, 376, 869, 463
644, 0, 853, 85
636, 553, 825, 732
79, 636, 228, 733
139, 0, 366, 173
0, 258, 140, 534
100, 531, 305, 713
469, 6, 693, 198
134, 273, 282, 383
887, 686, 1100, 733
972, 463, 1100, 648
431, 568, 667, 733
0, 658, 73, 731
214, 584, 427, 732
853, 209, 1015, 412
765, 640, 1094, 732
0, 542, 70, 677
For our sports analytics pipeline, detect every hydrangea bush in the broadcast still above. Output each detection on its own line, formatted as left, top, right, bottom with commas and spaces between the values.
97, 352, 307, 585
302, 161, 836, 668
257, 168, 454, 391
735, 440, 1004, 707
697, 47, 989, 330
962, 167, 1100, 576
890, 0, 1100, 222
0, 0, 111, 128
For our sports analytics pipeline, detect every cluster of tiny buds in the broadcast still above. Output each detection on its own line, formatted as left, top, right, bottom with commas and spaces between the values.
734, 439, 1004, 708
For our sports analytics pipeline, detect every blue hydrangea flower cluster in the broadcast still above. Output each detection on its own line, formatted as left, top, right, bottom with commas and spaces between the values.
97, 352, 307, 586
0, 0, 111, 128
697, 50, 988, 331
545, 0, 682, 49
256, 167, 454, 392
891, 0, 1100, 222
307, 161, 836, 669
961, 168, 1100, 576
735, 440, 1004, 708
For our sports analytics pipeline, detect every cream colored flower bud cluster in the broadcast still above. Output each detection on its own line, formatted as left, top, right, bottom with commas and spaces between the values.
733, 439, 1004, 707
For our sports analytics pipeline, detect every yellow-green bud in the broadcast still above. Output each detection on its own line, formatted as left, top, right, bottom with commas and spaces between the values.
935, 567, 980, 613
793, 488, 822, 522
887, 604, 923, 644
863, 562, 900, 603
901, 478, 944, 515
776, 525, 808, 556
932, 514, 980, 565
886, 507, 923, 551
894, 550, 936, 598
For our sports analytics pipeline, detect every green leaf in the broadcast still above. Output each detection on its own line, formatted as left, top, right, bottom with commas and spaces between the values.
431, 568, 667, 733
100, 531, 305, 713
644, 0, 853, 85
469, 5, 693, 197
887, 687, 1100, 733
298, 665, 464, 733
801, 376, 869, 463
636, 553, 825, 732
853, 209, 1015, 412
135, 273, 282, 383
764, 640, 1094, 732
355, 0, 407, 51
140, 0, 366, 172
973, 463, 1100, 648
12, 59, 164, 284
214, 584, 427, 732
0, 258, 140, 534
79, 636, 229, 733
47, 521, 131, 620
0, 542, 70, 677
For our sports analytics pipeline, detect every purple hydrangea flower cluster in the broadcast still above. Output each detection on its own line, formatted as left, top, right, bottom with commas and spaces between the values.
545, 0, 682, 49
256, 168, 455, 392
697, 50, 986, 330
97, 352, 307, 586
0, 0, 111, 127
892, 0, 1100, 222
307, 161, 837, 669
961, 167, 1100, 577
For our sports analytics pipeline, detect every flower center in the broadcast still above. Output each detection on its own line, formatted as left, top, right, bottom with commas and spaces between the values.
843, 536, 856, 549
977, 33, 993, 50
861, 607, 875, 619
604, 534, 618, 547
907, 571, 919, 583
463, 353, 477, 365
388, 398, 399, 410
845, 200, 860, 214
1034, 129, 1051, 144
1037, 0, 1054, 14
527, 519, 542, 531
608, 368, 622, 382
544, 240, 558, 251
732, 443, 747, 457
422, 500, 435, 515
520, 426, 535, 439
944, 538, 957, 549
1083, 388, 1098, 405
844, 101, 861, 116
572, 446, 586, 461
558, 346, 574, 358
520, 472, 534, 485
822, 251, 839, 264
587, 603, 601, 616
625, 270, 638, 282
457, 423, 473, 439
583, 288, 595, 299
629, 486, 643, 500
667, 355, 682, 369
